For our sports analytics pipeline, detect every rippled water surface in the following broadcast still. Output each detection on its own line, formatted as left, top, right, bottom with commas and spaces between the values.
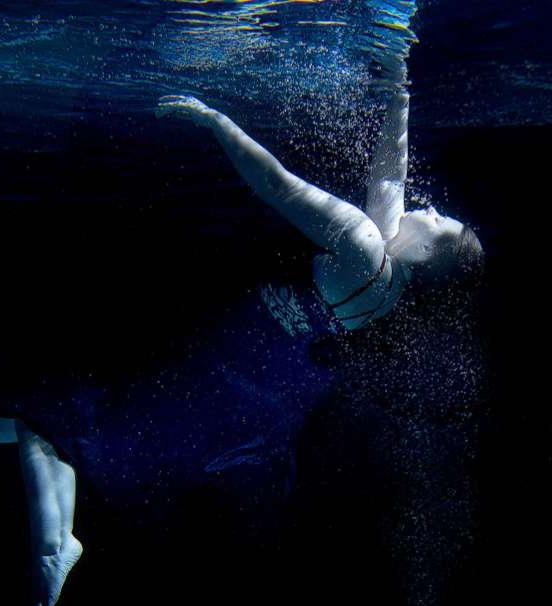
1, 0, 550, 145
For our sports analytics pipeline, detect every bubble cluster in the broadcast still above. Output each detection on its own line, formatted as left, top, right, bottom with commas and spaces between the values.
333, 278, 487, 605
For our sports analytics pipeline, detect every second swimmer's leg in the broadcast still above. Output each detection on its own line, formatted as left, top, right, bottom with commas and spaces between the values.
16, 421, 82, 606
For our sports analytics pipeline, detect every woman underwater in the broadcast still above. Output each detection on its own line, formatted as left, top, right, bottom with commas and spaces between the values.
0, 80, 483, 605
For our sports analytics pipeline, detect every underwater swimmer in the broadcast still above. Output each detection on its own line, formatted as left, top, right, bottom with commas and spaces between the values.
156, 91, 483, 328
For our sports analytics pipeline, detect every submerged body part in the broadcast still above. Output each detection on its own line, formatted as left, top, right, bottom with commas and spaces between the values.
1, 419, 82, 606
157, 90, 480, 330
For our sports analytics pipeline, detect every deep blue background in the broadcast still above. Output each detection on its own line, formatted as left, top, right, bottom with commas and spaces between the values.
0, 1, 549, 605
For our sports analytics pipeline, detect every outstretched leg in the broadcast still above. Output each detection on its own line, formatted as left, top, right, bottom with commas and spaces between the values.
16, 421, 82, 606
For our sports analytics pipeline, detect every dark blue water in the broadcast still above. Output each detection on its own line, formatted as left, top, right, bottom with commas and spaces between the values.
1, 0, 550, 140
0, 2, 548, 606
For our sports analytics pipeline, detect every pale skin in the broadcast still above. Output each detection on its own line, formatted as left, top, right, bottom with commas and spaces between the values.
0, 418, 82, 606
0, 87, 466, 605
156, 92, 466, 328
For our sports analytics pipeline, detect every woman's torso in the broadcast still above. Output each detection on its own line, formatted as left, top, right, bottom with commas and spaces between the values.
313, 251, 407, 331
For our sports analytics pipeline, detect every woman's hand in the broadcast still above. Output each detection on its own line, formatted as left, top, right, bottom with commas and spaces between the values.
156, 95, 216, 127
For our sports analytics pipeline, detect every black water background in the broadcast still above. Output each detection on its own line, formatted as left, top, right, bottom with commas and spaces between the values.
0, 2, 549, 603
0, 116, 546, 606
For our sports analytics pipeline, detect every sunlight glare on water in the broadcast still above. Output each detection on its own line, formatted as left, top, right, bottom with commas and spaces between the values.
1, 0, 550, 147
0, 1, 418, 113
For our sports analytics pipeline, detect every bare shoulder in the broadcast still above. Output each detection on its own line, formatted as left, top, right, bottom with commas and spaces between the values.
336, 215, 385, 269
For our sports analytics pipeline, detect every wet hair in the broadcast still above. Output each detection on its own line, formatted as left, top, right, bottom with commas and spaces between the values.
417, 224, 484, 286
405, 224, 485, 329
453, 225, 485, 277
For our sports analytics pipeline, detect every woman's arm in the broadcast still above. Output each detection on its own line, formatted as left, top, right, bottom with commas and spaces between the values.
365, 90, 409, 241
157, 96, 383, 264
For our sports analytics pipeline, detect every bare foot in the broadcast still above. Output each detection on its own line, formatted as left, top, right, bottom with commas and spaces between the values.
34, 535, 83, 606
156, 94, 215, 126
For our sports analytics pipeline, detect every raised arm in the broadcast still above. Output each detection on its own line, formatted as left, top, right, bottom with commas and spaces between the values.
365, 90, 409, 241
157, 96, 383, 265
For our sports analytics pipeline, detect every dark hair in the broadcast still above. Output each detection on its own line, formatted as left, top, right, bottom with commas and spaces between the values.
454, 225, 485, 279
414, 224, 484, 287
401, 224, 485, 330
340, 224, 487, 429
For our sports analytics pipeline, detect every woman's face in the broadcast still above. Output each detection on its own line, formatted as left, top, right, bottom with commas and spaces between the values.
395, 207, 464, 267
